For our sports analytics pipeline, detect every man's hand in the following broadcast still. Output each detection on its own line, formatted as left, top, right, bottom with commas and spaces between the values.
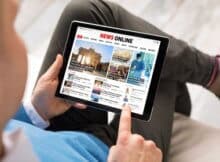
31, 54, 86, 121
108, 106, 162, 162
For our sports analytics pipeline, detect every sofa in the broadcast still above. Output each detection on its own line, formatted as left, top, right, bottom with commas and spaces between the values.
169, 113, 220, 162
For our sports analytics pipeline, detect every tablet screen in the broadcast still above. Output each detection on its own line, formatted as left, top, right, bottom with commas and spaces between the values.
59, 26, 161, 115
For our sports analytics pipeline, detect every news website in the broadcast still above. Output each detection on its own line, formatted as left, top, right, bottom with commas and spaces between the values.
60, 26, 161, 115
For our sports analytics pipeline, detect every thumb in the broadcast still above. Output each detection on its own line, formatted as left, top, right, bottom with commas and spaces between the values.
44, 54, 63, 79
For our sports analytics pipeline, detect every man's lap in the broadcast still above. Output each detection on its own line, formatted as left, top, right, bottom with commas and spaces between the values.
38, 1, 189, 162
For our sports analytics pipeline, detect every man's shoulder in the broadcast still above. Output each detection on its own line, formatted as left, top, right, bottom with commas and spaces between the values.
5, 119, 36, 132
2, 128, 39, 162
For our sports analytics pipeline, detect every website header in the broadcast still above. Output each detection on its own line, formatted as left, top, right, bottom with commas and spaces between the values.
76, 27, 160, 53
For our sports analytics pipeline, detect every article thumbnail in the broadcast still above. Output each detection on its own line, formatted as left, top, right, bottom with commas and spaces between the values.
67, 73, 74, 80
127, 51, 155, 86
62, 80, 73, 95
123, 87, 130, 103
69, 40, 114, 77
107, 48, 132, 82
64, 80, 73, 87
91, 80, 103, 102
62, 87, 71, 94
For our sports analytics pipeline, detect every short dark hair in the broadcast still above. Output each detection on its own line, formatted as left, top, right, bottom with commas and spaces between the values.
136, 53, 142, 59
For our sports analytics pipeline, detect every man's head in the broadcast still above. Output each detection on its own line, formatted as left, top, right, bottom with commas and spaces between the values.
136, 53, 142, 61
0, 0, 27, 130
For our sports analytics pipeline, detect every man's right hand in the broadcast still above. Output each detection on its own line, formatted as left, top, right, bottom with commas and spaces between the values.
31, 54, 86, 121
107, 105, 162, 162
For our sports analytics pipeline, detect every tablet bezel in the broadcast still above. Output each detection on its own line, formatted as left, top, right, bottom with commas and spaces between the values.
56, 21, 169, 121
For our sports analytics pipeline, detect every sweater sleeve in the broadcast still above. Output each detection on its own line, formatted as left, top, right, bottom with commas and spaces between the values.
13, 102, 50, 129
13, 103, 33, 125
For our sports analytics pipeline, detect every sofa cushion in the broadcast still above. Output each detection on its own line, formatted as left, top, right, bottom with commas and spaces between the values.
168, 113, 220, 162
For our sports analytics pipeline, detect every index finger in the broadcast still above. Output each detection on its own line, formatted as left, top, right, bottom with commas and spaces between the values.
118, 105, 131, 134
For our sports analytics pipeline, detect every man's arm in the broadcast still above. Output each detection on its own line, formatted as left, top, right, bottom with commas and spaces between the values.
13, 55, 86, 129
13, 104, 33, 125
13, 102, 49, 129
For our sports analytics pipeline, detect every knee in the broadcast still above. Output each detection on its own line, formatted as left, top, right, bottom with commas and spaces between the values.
60, 0, 116, 26
63, 0, 92, 21
58, 0, 92, 26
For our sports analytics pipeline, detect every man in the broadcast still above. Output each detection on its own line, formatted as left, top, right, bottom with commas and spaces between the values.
0, 0, 161, 162
0, 0, 219, 162
130, 52, 145, 80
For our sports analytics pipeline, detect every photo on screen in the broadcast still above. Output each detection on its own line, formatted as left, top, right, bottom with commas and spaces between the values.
67, 73, 74, 80
127, 51, 155, 86
91, 80, 103, 102
123, 87, 130, 103
106, 48, 132, 82
64, 80, 73, 87
69, 40, 114, 77
62, 87, 71, 95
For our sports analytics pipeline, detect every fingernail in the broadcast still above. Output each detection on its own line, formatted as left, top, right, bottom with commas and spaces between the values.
75, 103, 87, 109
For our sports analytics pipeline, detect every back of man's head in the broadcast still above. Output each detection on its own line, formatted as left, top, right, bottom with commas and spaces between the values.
0, 0, 28, 137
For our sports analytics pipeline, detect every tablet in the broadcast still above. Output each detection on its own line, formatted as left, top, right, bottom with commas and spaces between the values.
56, 21, 169, 121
